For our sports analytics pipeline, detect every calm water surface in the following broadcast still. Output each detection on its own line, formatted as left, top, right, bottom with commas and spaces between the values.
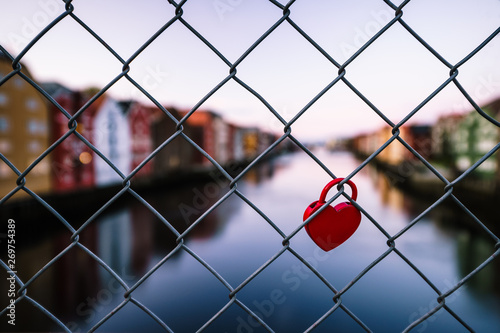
2, 150, 500, 332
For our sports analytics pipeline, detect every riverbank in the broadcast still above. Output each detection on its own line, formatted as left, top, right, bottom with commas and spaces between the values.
0, 159, 252, 241
356, 153, 500, 232
379, 161, 497, 200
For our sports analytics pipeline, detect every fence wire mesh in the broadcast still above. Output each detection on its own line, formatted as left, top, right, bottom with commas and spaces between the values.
0, 0, 499, 332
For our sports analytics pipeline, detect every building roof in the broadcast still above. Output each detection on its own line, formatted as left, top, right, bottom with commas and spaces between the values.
178, 109, 221, 126
40, 82, 73, 97
408, 124, 431, 133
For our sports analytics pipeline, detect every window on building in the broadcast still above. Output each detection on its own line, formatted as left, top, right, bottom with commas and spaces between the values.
0, 93, 7, 106
28, 140, 42, 153
26, 98, 39, 111
0, 139, 12, 153
0, 162, 12, 178
27, 119, 37, 134
27, 119, 47, 135
38, 121, 47, 134
30, 159, 49, 176
0, 116, 9, 132
14, 77, 24, 88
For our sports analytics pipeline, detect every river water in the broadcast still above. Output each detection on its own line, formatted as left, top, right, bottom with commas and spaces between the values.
2, 150, 500, 332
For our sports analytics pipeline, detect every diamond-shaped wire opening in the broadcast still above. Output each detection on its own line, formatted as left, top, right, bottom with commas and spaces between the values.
121, 23, 230, 106
23, 17, 126, 90
69, 1, 175, 59
401, 1, 500, 63
342, 26, 451, 126
121, 251, 232, 332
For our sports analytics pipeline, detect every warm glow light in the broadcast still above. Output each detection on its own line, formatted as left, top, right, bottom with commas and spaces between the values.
79, 152, 92, 164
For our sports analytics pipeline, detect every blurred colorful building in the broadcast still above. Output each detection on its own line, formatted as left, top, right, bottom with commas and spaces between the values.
92, 96, 131, 186
0, 62, 283, 199
0, 52, 51, 199
451, 100, 500, 178
178, 110, 218, 167
151, 106, 196, 177
119, 101, 155, 178
42, 82, 95, 192
351, 97, 500, 183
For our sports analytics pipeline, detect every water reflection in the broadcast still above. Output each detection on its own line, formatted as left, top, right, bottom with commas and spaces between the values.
1, 151, 500, 332
456, 231, 499, 296
98, 209, 132, 281
365, 158, 500, 292
371, 168, 406, 210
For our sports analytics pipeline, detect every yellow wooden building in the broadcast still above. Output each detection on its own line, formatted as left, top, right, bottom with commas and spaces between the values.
0, 52, 51, 200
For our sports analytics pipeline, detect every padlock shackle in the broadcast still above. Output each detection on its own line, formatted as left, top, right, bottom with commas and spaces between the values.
319, 178, 357, 203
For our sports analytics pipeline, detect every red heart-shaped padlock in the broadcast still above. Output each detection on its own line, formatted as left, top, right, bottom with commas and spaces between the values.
303, 178, 361, 251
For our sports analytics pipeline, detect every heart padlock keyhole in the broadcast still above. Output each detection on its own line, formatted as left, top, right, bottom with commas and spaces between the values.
303, 178, 361, 251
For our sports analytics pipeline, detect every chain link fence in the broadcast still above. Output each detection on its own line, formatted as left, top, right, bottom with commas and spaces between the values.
1, 0, 500, 332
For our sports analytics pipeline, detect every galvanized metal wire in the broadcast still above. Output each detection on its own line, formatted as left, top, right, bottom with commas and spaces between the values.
1, 0, 499, 332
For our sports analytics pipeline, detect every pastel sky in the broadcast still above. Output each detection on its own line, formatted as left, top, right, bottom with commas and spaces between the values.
1, 0, 499, 142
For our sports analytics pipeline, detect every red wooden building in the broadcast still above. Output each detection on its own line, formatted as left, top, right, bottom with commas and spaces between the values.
43, 83, 96, 192
119, 101, 155, 178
